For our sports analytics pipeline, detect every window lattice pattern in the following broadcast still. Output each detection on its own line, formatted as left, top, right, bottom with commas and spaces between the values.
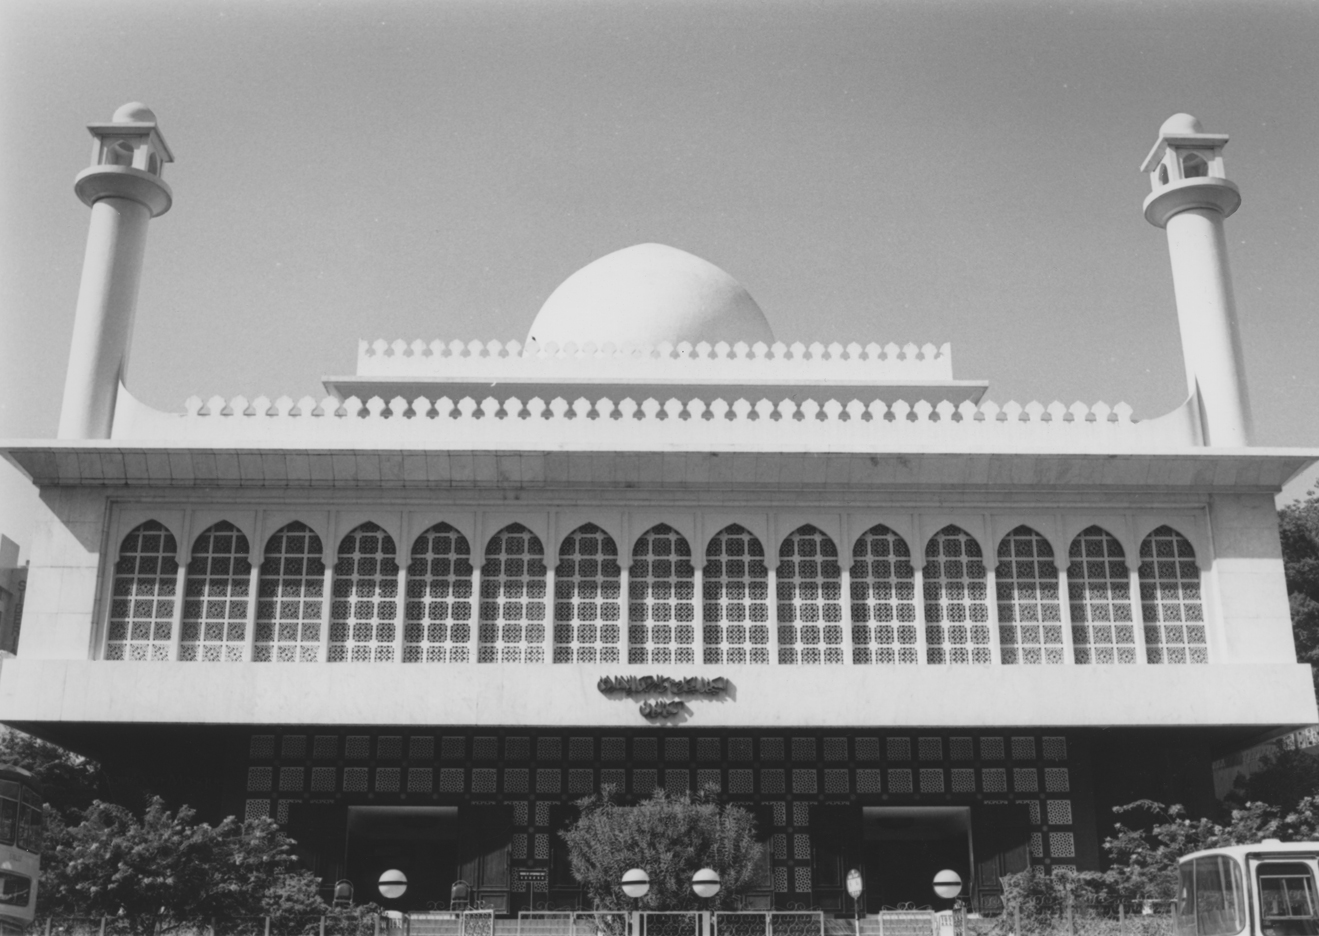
329, 523, 400, 662
107, 521, 179, 661
850, 525, 918, 664
404, 524, 473, 662
776, 526, 844, 664
181, 522, 251, 662
479, 524, 548, 663
255, 523, 324, 663
923, 526, 991, 664
703, 526, 770, 664
629, 525, 696, 664
554, 524, 622, 663
996, 527, 1064, 665
1139, 527, 1207, 664
1067, 527, 1136, 664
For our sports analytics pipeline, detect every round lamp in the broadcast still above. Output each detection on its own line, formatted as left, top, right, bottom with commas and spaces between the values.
622, 868, 651, 899
692, 868, 721, 899
378, 869, 408, 900
846, 868, 864, 900
932, 869, 962, 900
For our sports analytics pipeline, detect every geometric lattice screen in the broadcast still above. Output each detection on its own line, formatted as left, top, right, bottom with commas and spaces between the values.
702, 525, 770, 664
776, 526, 844, 664
106, 521, 179, 661
628, 524, 697, 665
1066, 526, 1137, 665
553, 524, 622, 664
404, 523, 474, 663
1138, 526, 1207, 664
850, 525, 918, 664
329, 523, 400, 662
478, 524, 548, 663
923, 525, 992, 664
255, 522, 325, 663
995, 526, 1064, 665
180, 521, 251, 662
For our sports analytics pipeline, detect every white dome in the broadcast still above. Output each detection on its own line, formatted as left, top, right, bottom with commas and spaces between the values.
528, 243, 774, 348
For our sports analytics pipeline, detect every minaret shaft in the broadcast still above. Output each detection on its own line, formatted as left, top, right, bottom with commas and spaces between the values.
58, 196, 151, 440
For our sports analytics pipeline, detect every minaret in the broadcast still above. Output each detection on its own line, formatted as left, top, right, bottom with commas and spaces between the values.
1142, 113, 1251, 447
57, 102, 173, 440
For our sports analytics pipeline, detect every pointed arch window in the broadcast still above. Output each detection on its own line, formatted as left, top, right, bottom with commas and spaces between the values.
180, 522, 250, 662
106, 521, 178, 661
1067, 526, 1136, 664
478, 524, 548, 663
554, 524, 622, 663
995, 526, 1064, 665
923, 526, 991, 664
703, 525, 770, 664
628, 525, 697, 664
329, 523, 399, 662
850, 525, 918, 664
405, 524, 474, 663
255, 522, 324, 662
1139, 526, 1207, 664
776, 526, 844, 664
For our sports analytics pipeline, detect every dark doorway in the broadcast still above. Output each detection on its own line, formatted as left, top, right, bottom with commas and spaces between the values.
346, 806, 460, 911
861, 807, 972, 911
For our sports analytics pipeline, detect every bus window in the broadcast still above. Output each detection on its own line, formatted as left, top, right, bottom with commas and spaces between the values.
1258, 862, 1319, 936
0, 871, 30, 908
1179, 856, 1246, 936
0, 781, 16, 848
14, 803, 40, 854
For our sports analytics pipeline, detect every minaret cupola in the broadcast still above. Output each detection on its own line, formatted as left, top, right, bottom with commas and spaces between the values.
74, 101, 174, 217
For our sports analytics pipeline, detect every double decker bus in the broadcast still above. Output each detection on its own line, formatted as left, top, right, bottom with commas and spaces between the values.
0, 767, 42, 935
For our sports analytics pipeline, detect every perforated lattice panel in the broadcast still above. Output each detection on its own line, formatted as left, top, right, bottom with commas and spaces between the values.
1139, 526, 1207, 664
404, 524, 473, 662
180, 521, 250, 662
923, 526, 991, 664
628, 524, 696, 664
478, 524, 548, 662
107, 521, 179, 661
329, 523, 400, 662
850, 525, 918, 664
995, 526, 1064, 665
255, 523, 324, 663
1067, 526, 1136, 664
703, 525, 770, 664
776, 526, 844, 664
554, 524, 622, 663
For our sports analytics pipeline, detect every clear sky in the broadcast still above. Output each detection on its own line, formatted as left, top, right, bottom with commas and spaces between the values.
2, 0, 1317, 551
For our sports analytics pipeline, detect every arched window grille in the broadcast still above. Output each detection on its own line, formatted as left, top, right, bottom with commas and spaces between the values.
776, 526, 844, 664
850, 525, 918, 664
1139, 526, 1207, 664
404, 524, 473, 663
180, 522, 250, 662
478, 524, 548, 663
995, 526, 1064, 665
923, 526, 991, 664
1067, 526, 1136, 664
703, 525, 770, 665
255, 522, 325, 662
628, 524, 696, 664
106, 521, 178, 661
329, 523, 399, 663
554, 524, 622, 664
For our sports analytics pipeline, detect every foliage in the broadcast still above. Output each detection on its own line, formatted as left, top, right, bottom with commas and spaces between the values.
559, 788, 764, 913
999, 866, 1103, 928
1226, 742, 1319, 813
0, 727, 107, 819
1280, 491, 1319, 700
38, 797, 329, 934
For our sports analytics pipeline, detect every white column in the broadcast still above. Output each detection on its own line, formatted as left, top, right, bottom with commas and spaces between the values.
319, 560, 334, 663
542, 566, 556, 664
618, 563, 631, 664
1128, 564, 1150, 665
693, 565, 706, 663
1056, 563, 1076, 665
468, 565, 482, 663
913, 564, 929, 664
394, 563, 408, 663
768, 565, 781, 665
839, 563, 855, 665
243, 561, 261, 663
1164, 207, 1251, 446
984, 565, 1003, 665
168, 560, 188, 662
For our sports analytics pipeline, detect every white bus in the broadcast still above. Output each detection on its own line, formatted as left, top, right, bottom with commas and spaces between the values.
1177, 841, 1319, 936
0, 766, 42, 936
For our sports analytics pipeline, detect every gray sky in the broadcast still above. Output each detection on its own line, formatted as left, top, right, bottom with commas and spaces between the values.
2, 0, 1318, 547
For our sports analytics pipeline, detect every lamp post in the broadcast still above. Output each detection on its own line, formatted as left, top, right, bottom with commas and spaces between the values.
933, 870, 964, 936
846, 869, 864, 936
622, 869, 650, 936
692, 869, 721, 936
379, 869, 408, 900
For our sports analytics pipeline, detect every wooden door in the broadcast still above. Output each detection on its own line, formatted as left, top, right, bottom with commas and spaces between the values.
970, 804, 1032, 913
458, 805, 513, 913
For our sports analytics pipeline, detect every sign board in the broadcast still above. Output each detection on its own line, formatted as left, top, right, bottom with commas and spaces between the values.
513, 868, 549, 886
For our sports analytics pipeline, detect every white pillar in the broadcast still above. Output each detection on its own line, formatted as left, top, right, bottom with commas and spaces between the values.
1128, 564, 1150, 665
542, 566, 556, 664
985, 565, 1003, 665
60, 103, 173, 440
839, 563, 855, 665
768, 565, 781, 665
243, 562, 261, 663
913, 564, 929, 664
1056, 563, 1076, 666
319, 562, 335, 663
394, 563, 408, 663
468, 565, 482, 663
618, 563, 632, 664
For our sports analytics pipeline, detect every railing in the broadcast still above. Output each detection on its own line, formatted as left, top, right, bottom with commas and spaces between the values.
714, 911, 824, 936
516, 911, 629, 936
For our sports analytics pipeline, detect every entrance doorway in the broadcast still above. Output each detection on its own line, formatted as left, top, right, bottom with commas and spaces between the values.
345, 807, 460, 911
861, 807, 971, 911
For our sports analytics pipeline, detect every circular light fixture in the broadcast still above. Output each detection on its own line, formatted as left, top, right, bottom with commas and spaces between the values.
378, 869, 408, 900
692, 868, 721, 899
846, 869, 864, 900
622, 868, 651, 899
933, 869, 963, 900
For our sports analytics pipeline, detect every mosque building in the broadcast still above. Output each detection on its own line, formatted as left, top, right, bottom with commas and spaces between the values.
0, 104, 1315, 914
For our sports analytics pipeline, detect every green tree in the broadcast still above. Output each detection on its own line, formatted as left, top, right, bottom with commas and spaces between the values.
0, 727, 107, 818
1227, 742, 1319, 814
1280, 490, 1319, 699
559, 789, 765, 913
39, 797, 327, 934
